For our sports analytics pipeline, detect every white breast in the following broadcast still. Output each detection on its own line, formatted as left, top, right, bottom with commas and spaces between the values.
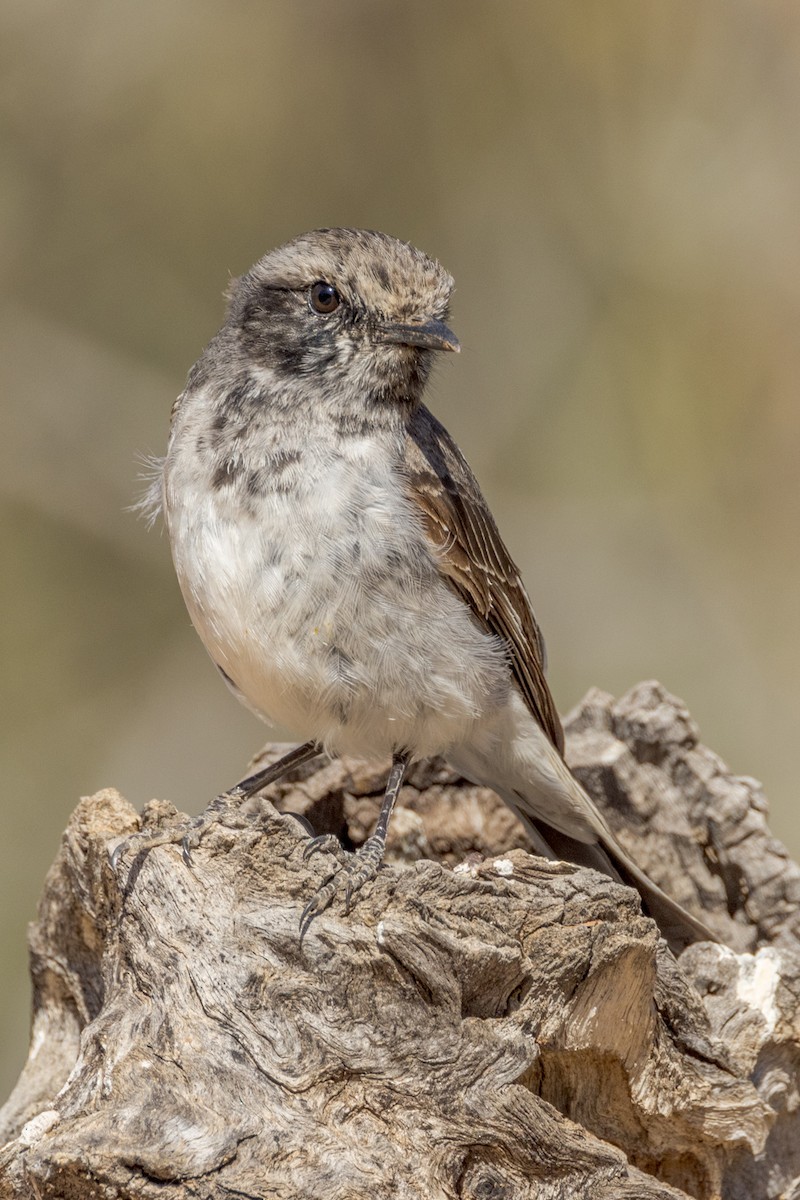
164, 434, 509, 759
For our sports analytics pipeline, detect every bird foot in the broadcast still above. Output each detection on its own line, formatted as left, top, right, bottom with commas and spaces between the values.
108, 792, 245, 872
109, 743, 323, 875
300, 834, 386, 932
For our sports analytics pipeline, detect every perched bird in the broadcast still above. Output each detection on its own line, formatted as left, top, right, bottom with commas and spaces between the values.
118, 228, 714, 951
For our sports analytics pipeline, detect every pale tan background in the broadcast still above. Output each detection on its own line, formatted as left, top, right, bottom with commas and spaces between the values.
2, 0, 799, 1097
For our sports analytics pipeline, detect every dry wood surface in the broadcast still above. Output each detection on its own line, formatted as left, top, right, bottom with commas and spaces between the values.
2, 682, 799, 1199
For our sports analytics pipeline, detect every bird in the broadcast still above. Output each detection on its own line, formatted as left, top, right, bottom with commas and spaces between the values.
116, 227, 715, 952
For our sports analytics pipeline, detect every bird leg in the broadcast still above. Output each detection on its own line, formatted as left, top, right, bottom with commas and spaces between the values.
300, 749, 411, 932
109, 740, 322, 871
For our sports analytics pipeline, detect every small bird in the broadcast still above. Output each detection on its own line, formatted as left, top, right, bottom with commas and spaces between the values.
119, 228, 714, 951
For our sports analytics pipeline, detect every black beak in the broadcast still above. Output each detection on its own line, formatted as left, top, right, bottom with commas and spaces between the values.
373, 318, 460, 354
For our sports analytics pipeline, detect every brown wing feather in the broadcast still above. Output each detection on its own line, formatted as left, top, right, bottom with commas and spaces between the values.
403, 405, 565, 754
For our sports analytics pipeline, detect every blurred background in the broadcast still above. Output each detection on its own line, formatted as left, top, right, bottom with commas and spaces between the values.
2, 0, 799, 1096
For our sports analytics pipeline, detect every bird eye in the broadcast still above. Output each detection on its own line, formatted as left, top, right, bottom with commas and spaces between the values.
309, 281, 340, 315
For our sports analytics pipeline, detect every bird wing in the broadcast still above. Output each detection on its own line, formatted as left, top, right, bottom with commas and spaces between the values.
402, 407, 719, 954
402, 404, 565, 754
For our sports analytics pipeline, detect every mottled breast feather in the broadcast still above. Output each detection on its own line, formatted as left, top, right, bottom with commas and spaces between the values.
402, 404, 565, 755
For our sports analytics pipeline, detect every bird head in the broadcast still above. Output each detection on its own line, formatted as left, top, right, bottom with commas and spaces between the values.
225, 228, 459, 404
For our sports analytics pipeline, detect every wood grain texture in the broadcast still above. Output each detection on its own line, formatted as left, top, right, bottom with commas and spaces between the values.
1, 682, 799, 1199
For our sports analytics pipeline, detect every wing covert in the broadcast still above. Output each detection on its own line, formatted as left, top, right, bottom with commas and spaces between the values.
403, 405, 565, 754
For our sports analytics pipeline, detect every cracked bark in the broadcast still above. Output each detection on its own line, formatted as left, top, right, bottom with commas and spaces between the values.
1, 681, 799, 1199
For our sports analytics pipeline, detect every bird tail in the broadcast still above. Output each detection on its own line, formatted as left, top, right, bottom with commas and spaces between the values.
450, 702, 718, 954
525, 816, 719, 955
507, 801, 717, 955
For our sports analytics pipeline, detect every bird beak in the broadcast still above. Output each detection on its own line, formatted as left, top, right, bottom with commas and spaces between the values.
373, 318, 460, 353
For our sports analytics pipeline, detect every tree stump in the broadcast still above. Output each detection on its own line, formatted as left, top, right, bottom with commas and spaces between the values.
1, 682, 799, 1199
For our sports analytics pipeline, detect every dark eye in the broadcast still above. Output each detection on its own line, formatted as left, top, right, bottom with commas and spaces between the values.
309, 281, 340, 315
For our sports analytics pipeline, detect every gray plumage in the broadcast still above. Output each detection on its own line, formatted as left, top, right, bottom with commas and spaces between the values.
149, 227, 714, 952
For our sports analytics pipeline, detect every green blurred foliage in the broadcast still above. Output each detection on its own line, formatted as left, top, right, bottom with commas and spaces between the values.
2, 0, 799, 1096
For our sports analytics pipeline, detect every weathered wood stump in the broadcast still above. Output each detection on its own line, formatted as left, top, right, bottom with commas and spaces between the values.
1, 682, 799, 1199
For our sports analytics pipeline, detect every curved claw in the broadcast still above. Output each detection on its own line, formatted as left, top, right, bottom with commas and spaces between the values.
299, 834, 388, 932
300, 874, 338, 933
302, 833, 344, 862
108, 828, 183, 874
108, 840, 125, 871
108, 818, 205, 877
